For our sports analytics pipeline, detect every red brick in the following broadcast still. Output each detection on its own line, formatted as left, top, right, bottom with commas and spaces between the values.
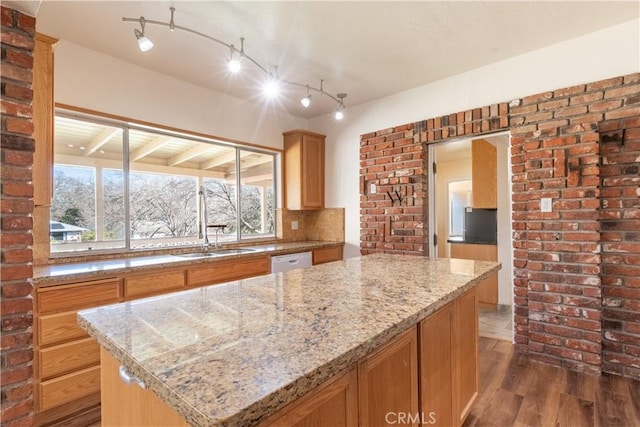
0, 364, 31, 387
1, 281, 33, 298
587, 77, 624, 91
0, 264, 32, 282
2, 82, 33, 102
2, 383, 32, 402
0, 216, 33, 230
4, 117, 34, 136
1, 150, 32, 167
0, 399, 32, 423
4, 348, 33, 366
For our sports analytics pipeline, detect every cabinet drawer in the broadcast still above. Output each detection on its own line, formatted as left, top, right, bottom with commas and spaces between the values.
37, 278, 120, 314
187, 256, 270, 287
312, 246, 343, 265
39, 310, 88, 347
39, 337, 100, 380
39, 365, 100, 411
124, 270, 185, 298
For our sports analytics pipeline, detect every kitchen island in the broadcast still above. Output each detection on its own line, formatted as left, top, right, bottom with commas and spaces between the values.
79, 254, 500, 426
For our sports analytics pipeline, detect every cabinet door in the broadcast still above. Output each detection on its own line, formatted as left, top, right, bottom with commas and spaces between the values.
283, 130, 325, 210
420, 303, 454, 427
358, 328, 418, 427
301, 133, 324, 210
260, 368, 358, 427
471, 138, 497, 209
455, 287, 479, 424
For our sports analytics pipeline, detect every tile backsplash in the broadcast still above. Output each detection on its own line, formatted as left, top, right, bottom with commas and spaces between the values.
277, 208, 345, 242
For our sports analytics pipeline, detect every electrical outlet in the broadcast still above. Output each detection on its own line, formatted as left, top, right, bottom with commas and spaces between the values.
540, 198, 552, 213
291, 220, 298, 230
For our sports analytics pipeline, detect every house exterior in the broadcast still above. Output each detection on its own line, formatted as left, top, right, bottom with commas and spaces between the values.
49, 221, 86, 242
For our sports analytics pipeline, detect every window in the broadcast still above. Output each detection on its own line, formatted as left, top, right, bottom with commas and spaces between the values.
50, 112, 277, 254
448, 180, 471, 238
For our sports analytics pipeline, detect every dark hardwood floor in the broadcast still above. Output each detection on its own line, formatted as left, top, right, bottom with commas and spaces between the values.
465, 337, 640, 427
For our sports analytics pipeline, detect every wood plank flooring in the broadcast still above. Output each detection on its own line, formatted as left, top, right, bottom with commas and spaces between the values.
464, 337, 640, 427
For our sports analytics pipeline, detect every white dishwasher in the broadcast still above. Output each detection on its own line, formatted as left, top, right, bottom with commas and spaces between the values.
271, 251, 312, 273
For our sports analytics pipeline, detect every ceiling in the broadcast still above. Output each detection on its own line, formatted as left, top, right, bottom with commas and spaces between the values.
28, 1, 640, 119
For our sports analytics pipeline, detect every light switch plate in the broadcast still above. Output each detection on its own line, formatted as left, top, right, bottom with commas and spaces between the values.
369, 182, 377, 194
291, 220, 298, 230
540, 198, 552, 212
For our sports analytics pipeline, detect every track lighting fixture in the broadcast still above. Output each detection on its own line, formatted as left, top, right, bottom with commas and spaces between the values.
300, 86, 312, 108
134, 17, 153, 52
335, 93, 346, 120
123, 7, 347, 119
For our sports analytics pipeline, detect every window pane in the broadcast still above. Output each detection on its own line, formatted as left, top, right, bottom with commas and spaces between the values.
239, 150, 275, 239
202, 146, 237, 245
129, 172, 198, 248
51, 116, 124, 253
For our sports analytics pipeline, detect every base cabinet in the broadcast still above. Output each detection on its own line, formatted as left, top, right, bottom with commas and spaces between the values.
420, 287, 478, 427
260, 368, 358, 426
101, 349, 188, 427
98, 285, 479, 427
450, 243, 498, 307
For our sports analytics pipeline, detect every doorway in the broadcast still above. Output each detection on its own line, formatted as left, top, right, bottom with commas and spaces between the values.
428, 132, 514, 341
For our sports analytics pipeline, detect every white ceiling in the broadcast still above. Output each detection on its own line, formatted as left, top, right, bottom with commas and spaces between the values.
30, 1, 640, 119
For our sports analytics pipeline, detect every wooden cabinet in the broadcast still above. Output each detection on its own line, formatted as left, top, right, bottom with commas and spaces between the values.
101, 348, 188, 427
358, 328, 419, 426
471, 138, 497, 209
450, 243, 498, 306
419, 287, 479, 427
312, 245, 343, 265
187, 255, 270, 287
260, 368, 358, 426
33, 33, 58, 265
35, 278, 120, 425
33, 33, 57, 207
124, 270, 185, 298
283, 130, 325, 210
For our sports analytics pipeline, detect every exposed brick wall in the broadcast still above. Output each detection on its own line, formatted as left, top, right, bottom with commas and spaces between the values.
360, 75, 639, 378
600, 115, 640, 379
1, 6, 36, 426
510, 74, 639, 375
359, 104, 510, 255
360, 124, 426, 255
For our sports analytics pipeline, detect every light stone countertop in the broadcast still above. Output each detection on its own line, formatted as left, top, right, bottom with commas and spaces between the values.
33, 241, 342, 286
78, 253, 500, 427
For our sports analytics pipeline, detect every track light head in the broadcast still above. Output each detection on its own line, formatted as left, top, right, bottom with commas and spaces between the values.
263, 79, 280, 98
335, 93, 347, 120
134, 17, 153, 52
301, 95, 311, 108
228, 58, 241, 73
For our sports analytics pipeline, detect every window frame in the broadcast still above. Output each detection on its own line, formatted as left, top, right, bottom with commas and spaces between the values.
50, 108, 280, 258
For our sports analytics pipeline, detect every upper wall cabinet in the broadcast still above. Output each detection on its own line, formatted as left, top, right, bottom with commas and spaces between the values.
33, 33, 58, 207
283, 130, 325, 210
471, 138, 497, 209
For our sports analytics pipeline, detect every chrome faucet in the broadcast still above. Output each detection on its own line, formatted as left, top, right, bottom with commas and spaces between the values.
198, 185, 226, 251
198, 186, 210, 251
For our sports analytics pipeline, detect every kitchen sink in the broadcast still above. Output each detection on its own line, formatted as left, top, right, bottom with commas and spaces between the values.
176, 248, 256, 259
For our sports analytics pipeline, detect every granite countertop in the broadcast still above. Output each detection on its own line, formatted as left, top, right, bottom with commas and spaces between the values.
78, 253, 500, 427
32, 241, 343, 286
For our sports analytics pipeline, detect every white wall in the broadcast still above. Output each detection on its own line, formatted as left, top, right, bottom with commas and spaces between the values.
310, 19, 640, 259
53, 41, 308, 150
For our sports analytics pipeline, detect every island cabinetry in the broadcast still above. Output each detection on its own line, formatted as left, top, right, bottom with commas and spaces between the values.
283, 130, 325, 210
124, 269, 185, 298
187, 255, 270, 287
419, 287, 478, 427
101, 348, 188, 427
260, 368, 358, 426
35, 278, 121, 426
359, 327, 419, 426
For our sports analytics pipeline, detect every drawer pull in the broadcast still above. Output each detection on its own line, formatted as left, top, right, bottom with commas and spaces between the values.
118, 365, 146, 389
